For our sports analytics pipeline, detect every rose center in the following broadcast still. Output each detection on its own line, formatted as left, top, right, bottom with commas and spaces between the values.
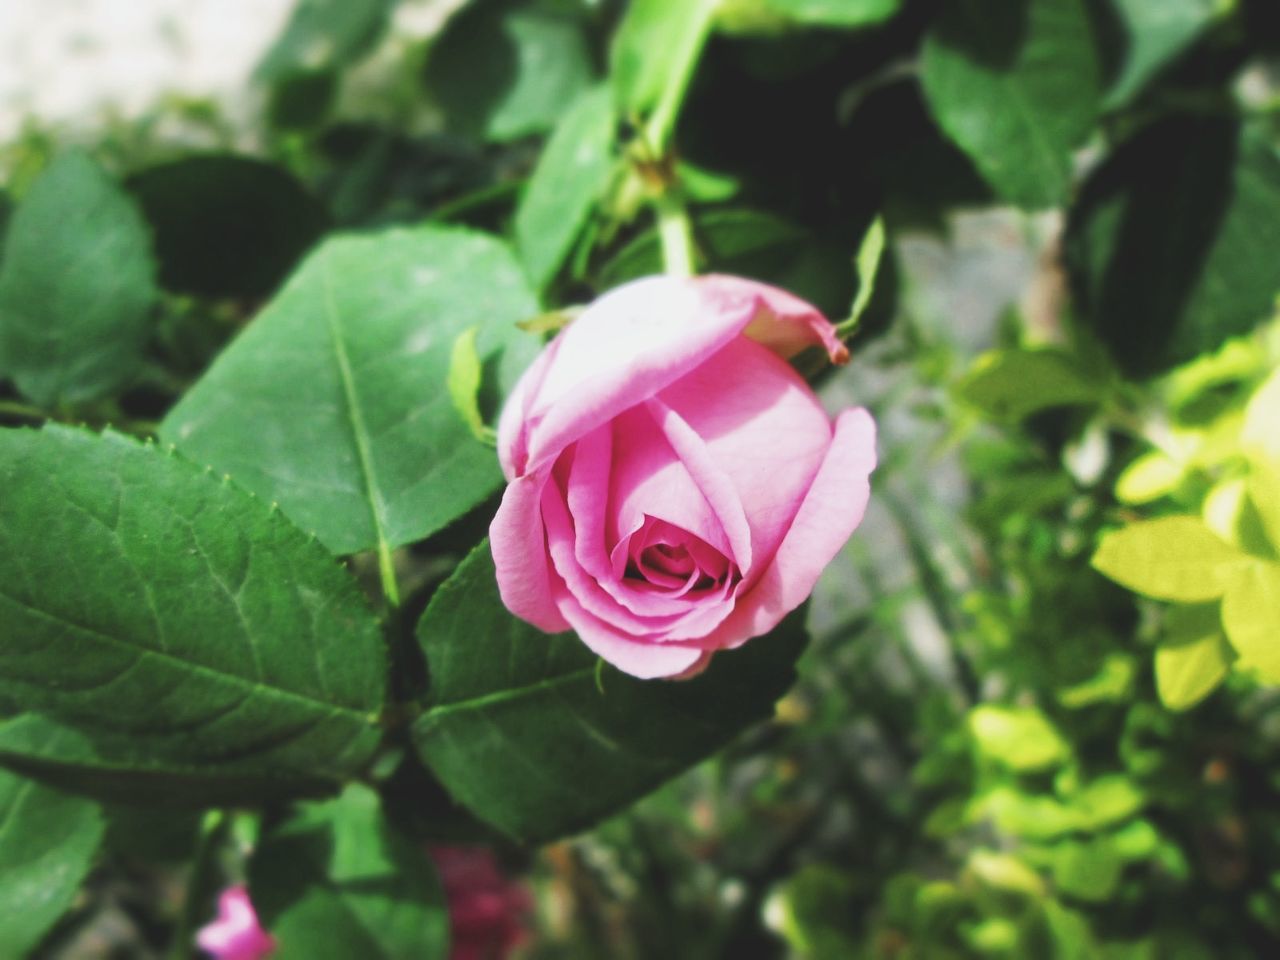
622, 516, 735, 595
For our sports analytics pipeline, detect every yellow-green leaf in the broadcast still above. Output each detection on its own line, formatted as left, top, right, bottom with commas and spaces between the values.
956, 348, 1102, 422
969, 705, 1069, 772
447, 326, 493, 445
1092, 516, 1249, 602
1155, 630, 1232, 711
1116, 450, 1184, 505
1221, 560, 1280, 683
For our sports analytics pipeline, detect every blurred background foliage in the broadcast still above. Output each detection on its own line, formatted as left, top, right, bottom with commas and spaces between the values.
1, 0, 1279, 957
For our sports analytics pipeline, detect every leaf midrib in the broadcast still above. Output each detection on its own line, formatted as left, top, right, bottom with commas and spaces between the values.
320, 252, 392, 558
1, 588, 372, 723
416, 667, 596, 728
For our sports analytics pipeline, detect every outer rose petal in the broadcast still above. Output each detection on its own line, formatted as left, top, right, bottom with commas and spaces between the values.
554, 590, 706, 679
496, 334, 562, 480
519, 277, 760, 474
698, 274, 849, 364
693, 407, 877, 650
490, 472, 570, 633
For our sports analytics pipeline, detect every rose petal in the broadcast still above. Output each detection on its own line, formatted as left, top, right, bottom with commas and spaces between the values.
496, 334, 564, 480
645, 395, 754, 573
553, 590, 706, 679
544, 476, 737, 640
608, 405, 736, 566
657, 337, 833, 572
692, 406, 877, 650
490, 471, 571, 633
520, 277, 761, 472
698, 274, 849, 364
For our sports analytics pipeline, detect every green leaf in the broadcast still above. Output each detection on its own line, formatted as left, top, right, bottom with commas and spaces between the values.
975, 786, 1082, 841
1203, 477, 1276, 560
427, 2, 595, 143
611, 0, 719, 149
514, 86, 616, 291
1074, 774, 1144, 830
771, 864, 861, 956
758, 0, 900, 28
967, 850, 1046, 896
1065, 119, 1280, 376
0, 151, 157, 407
447, 327, 493, 445
1242, 368, 1280, 548
127, 155, 327, 299
0, 425, 384, 803
1104, 0, 1221, 108
1056, 653, 1135, 708
0, 768, 104, 956
956, 348, 1103, 422
1052, 837, 1122, 902
1115, 450, 1184, 505
1092, 516, 1250, 602
835, 216, 885, 339
250, 784, 448, 960
412, 543, 807, 842
161, 226, 539, 556
920, 0, 1102, 208
256, 0, 393, 82
1221, 560, 1280, 683
1154, 604, 1232, 711
968, 705, 1069, 772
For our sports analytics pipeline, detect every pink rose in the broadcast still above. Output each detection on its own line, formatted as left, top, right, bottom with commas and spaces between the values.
431, 846, 533, 960
196, 886, 276, 960
491, 274, 877, 679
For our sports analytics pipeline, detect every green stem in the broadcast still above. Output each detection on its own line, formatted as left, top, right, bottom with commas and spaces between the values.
377, 540, 401, 609
168, 810, 229, 960
656, 190, 696, 278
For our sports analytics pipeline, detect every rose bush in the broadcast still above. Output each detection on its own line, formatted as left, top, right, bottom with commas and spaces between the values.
491, 274, 877, 679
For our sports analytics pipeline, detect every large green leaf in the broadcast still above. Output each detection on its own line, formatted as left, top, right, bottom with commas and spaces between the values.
514, 85, 616, 291
1065, 119, 1280, 376
1104, 0, 1220, 108
1092, 517, 1250, 603
128, 155, 327, 299
920, 0, 1102, 209
426, 1, 595, 143
0, 151, 157, 407
412, 543, 807, 843
0, 767, 104, 957
256, 0, 393, 82
610, 0, 719, 149
161, 226, 540, 557
0, 425, 384, 803
250, 784, 448, 960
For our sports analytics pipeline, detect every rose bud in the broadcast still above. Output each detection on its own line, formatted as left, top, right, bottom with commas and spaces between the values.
491, 274, 877, 679
196, 886, 276, 960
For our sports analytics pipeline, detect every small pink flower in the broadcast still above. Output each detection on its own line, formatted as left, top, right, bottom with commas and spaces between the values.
196, 886, 276, 960
432, 846, 532, 960
491, 274, 877, 679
